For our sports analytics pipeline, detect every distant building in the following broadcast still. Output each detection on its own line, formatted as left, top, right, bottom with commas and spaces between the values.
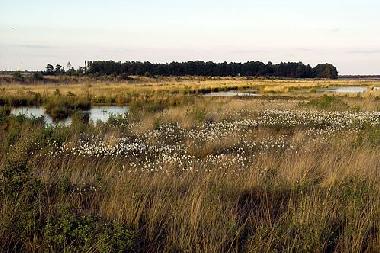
66, 61, 72, 70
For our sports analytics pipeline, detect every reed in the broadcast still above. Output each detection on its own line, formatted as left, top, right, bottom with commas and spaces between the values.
0, 92, 379, 252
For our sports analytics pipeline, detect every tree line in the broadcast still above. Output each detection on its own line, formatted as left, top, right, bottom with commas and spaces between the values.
86, 61, 339, 79
45, 63, 86, 75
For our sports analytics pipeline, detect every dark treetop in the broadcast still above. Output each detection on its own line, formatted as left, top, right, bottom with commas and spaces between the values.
86, 61, 338, 79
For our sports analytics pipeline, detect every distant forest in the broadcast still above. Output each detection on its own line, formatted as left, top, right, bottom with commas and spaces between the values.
86, 61, 339, 79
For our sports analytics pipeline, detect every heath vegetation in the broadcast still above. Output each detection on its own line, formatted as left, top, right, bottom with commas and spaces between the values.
0, 83, 380, 252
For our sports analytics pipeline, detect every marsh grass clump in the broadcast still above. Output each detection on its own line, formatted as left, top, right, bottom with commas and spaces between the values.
0, 106, 11, 122
355, 126, 380, 147
305, 95, 349, 110
45, 95, 91, 120
128, 95, 195, 117
0, 93, 43, 107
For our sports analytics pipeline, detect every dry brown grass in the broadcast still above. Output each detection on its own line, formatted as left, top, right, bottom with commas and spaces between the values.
1, 92, 380, 252
1, 77, 380, 101
32, 130, 379, 252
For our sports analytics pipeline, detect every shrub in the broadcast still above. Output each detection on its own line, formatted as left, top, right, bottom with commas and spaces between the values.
44, 209, 137, 252
32, 72, 44, 81
12, 71, 25, 82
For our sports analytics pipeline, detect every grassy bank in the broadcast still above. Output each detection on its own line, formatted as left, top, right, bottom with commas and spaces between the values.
1, 78, 380, 108
0, 96, 379, 252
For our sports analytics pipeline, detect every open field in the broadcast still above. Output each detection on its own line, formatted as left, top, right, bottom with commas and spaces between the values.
0, 78, 380, 252
1, 77, 380, 105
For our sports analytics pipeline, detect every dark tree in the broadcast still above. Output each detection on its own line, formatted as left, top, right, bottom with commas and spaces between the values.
55, 64, 62, 73
46, 64, 54, 74
313, 64, 339, 79
86, 61, 339, 79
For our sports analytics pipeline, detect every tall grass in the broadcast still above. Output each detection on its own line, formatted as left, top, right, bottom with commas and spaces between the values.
1, 78, 379, 106
0, 96, 379, 252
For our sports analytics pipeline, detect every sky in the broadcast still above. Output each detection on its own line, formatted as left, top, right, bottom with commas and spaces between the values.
1, 0, 380, 74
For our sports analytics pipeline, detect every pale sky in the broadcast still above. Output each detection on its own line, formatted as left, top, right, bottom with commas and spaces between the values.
1, 0, 380, 74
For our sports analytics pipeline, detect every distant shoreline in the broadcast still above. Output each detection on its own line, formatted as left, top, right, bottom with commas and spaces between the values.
339, 75, 380, 80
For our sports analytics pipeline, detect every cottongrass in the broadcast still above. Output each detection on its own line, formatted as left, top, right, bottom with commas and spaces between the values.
1, 98, 380, 252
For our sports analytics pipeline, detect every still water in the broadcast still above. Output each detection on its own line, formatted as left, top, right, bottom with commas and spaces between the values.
318, 86, 368, 94
10, 106, 129, 126
203, 90, 260, 97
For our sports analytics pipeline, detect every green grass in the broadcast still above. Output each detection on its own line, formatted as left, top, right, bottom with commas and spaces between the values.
305, 95, 350, 110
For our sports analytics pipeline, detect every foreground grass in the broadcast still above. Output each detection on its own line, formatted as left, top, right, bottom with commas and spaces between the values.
0, 97, 380, 252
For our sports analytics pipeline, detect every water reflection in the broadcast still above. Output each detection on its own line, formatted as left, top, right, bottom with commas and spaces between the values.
203, 90, 260, 97
318, 86, 368, 94
10, 106, 128, 126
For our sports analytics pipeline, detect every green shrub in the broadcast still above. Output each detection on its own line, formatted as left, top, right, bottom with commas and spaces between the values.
44, 209, 137, 252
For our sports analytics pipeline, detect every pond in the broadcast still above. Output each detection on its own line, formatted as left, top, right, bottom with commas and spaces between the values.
10, 106, 129, 126
317, 86, 369, 94
203, 90, 261, 97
